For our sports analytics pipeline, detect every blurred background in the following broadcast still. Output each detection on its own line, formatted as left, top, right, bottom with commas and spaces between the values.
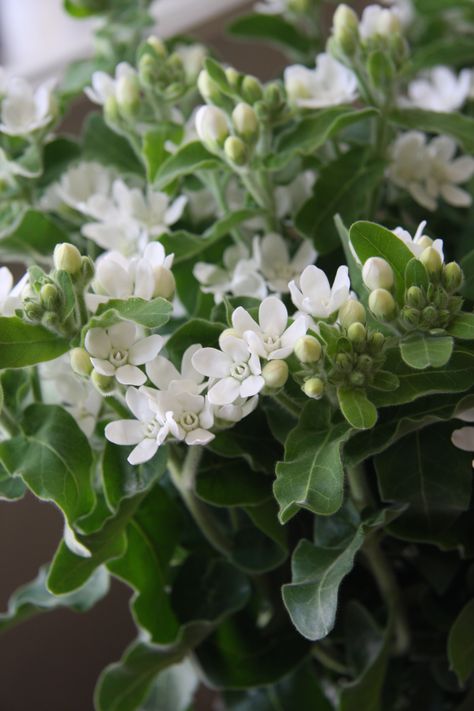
0, 2, 288, 709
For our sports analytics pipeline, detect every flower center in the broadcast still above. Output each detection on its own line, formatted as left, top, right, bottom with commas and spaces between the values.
263, 334, 280, 352
110, 348, 129, 366
230, 361, 250, 381
145, 419, 160, 438
274, 263, 294, 280
179, 411, 199, 432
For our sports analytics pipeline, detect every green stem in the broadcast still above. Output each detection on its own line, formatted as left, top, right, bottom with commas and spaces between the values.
169, 446, 233, 557
347, 465, 410, 656
31, 367, 43, 403
271, 391, 301, 418
311, 644, 350, 675
0, 407, 21, 437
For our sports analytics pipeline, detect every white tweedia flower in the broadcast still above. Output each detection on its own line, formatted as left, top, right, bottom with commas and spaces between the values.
193, 243, 267, 304
85, 62, 137, 105
85, 321, 163, 386
105, 387, 170, 464
284, 53, 358, 109
392, 220, 444, 260
253, 233, 316, 294
406, 66, 471, 113
0, 77, 57, 136
175, 44, 207, 81
213, 395, 259, 425
289, 265, 351, 319
274, 171, 316, 219
39, 355, 102, 438
387, 132, 474, 211
359, 4, 401, 39
192, 336, 265, 406
231, 295, 307, 360
53, 162, 116, 216
151, 389, 214, 446
145, 345, 205, 395
0, 268, 28, 316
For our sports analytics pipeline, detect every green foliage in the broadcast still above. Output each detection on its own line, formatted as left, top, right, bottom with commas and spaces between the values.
0, 318, 69, 368
448, 599, 474, 684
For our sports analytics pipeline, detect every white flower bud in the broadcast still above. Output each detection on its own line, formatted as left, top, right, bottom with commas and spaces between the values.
417, 235, 433, 250
153, 266, 175, 300
54, 243, 82, 275
303, 377, 325, 399
70, 347, 93, 376
362, 257, 394, 291
262, 360, 289, 389
420, 246, 443, 275
224, 136, 247, 165
232, 102, 259, 140
368, 288, 397, 320
338, 299, 366, 328
197, 70, 220, 102
294, 335, 322, 363
195, 105, 229, 147
332, 4, 360, 56
116, 74, 140, 116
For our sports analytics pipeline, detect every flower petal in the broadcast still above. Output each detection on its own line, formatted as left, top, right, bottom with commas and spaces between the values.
208, 377, 241, 405
105, 419, 144, 445
259, 295, 288, 336
452, 426, 474, 452
192, 347, 232, 378
185, 428, 214, 445
91, 358, 115, 376
108, 321, 137, 349
128, 438, 159, 465
240, 374, 265, 398
146, 355, 180, 389
129, 335, 163, 365
115, 364, 146, 386
85, 328, 110, 358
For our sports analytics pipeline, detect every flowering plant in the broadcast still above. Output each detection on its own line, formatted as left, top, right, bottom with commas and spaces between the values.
1, 0, 474, 708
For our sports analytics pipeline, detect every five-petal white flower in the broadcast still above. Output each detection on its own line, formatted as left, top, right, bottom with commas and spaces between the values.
85, 321, 163, 386
152, 389, 215, 446
85, 62, 137, 106
253, 233, 316, 294
289, 265, 351, 319
284, 53, 358, 109
193, 243, 267, 304
0, 267, 28, 316
145, 345, 205, 394
406, 66, 471, 113
0, 77, 56, 136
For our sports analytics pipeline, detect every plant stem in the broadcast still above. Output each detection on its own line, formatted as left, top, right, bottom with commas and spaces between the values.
347, 464, 410, 656
311, 644, 350, 675
272, 391, 301, 418
0, 407, 20, 437
169, 446, 233, 557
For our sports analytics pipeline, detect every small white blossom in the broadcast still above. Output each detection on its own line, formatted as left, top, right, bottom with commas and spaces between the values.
175, 44, 207, 81
253, 233, 316, 294
359, 4, 401, 39
0, 268, 28, 316
151, 388, 214, 446
274, 171, 316, 219
289, 265, 351, 319
47, 162, 116, 217
405, 66, 471, 113
392, 220, 444, 260
85, 321, 163, 386
193, 243, 267, 304
213, 395, 259, 424
192, 336, 265, 406
231, 296, 307, 360
284, 53, 358, 109
85, 62, 137, 106
0, 77, 56, 136
145, 345, 205, 394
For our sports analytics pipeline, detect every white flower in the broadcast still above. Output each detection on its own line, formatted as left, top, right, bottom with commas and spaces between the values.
392, 220, 444, 260
359, 4, 401, 39
382, 0, 413, 27
193, 243, 267, 304
151, 388, 214, 446
192, 336, 265, 406
53, 162, 116, 216
145, 345, 206, 394
231, 296, 307, 360
213, 395, 259, 424
289, 265, 351, 319
274, 171, 316, 219
0, 268, 28, 316
85, 321, 163, 386
253, 233, 316, 294
175, 44, 207, 81
405, 66, 471, 113
284, 53, 358, 109
0, 77, 56, 136
388, 132, 474, 211
85, 62, 137, 106
105, 387, 170, 464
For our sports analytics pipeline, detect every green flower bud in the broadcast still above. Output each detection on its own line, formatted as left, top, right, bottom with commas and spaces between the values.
40, 283, 60, 311
338, 299, 366, 328
302, 377, 325, 399
224, 136, 247, 165
70, 347, 93, 376
262, 360, 289, 389
24, 301, 44, 322
153, 266, 176, 300
350, 371, 366, 387
448, 295, 463, 314
421, 305, 438, 328
335, 352, 353, 372
400, 307, 420, 329
197, 69, 220, 102
116, 73, 140, 117
80, 256, 95, 283
294, 335, 322, 363
195, 105, 229, 147
146, 35, 167, 58
332, 4, 360, 57
388, 33, 409, 67
241, 75, 263, 104
42, 311, 59, 329
367, 50, 395, 91
91, 370, 115, 395
232, 102, 259, 141
54, 243, 82, 275
357, 354, 373, 373
362, 257, 394, 291
264, 82, 284, 108
406, 286, 425, 309
225, 67, 241, 89
442, 262, 463, 292
420, 246, 443, 275
347, 321, 367, 344
104, 94, 119, 123
368, 288, 397, 321
367, 331, 385, 354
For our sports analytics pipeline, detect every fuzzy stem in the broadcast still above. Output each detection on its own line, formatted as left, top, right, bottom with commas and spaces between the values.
272, 391, 301, 419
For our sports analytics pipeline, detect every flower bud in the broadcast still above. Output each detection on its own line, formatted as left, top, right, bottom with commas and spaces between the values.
442, 262, 463, 292
335, 352, 353, 371
339, 299, 366, 328
241, 75, 263, 103
104, 94, 119, 124
302, 377, 325, 399
347, 322, 367, 344
362, 257, 394, 291
357, 354, 373, 373
91, 370, 115, 395
153, 266, 175, 300
40, 283, 60, 311
420, 246, 442, 275
70, 347, 93, 376
138, 54, 158, 86
367, 50, 395, 91
417, 235, 433, 250
350, 371, 365, 387
225, 67, 241, 89
421, 305, 438, 327
294, 335, 322, 363
224, 136, 247, 165
54, 243, 82, 275
406, 286, 425, 309
332, 4, 360, 56
81, 256, 95, 283
116, 73, 140, 117
368, 331, 385, 354
232, 102, 259, 141
400, 307, 420, 329
146, 35, 167, 58
197, 69, 220, 102
24, 301, 44, 322
264, 82, 284, 108
368, 288, 397, 320
195, 105, 228, 148
262, 360, 289, 389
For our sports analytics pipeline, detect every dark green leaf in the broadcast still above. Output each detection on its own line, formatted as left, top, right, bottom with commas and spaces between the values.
142, 124, 183, 182
0, 209, 68, 261
337, 387, 378, 430
447, 313, 474, 340
448, 599, 474, 685
0, 317, 69, 368
102, 442, 167, 511
165, 319, 223, 367
140, 659, 197, 711
82, 113, 143, 174
405, 258, 429, 290
400, 334, 454, 369
196, 456, 271, 508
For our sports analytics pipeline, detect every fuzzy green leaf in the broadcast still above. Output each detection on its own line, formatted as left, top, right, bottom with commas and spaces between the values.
86, 297, 172, 331
447, 313, 474, 340
400, 334, 454, 369
337, 387, 378, 430
228, 13, 313, 54
0, 317, 69, 368
154, 141, 222, 189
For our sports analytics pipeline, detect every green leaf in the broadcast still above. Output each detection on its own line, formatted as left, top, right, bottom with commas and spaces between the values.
269, 107, 378, 171
0, 317, 69, 368
0, 404, 95, 527
0, 461, 26, 501
228, 13, 312, 54
448, 599, 474, 685
447, 313, 474, 340
86, 297, 172, 331
231, 500, 288, 573
404, 258, 429, 290
154, 141, 222, 190
140, 659, 198, 711
296, 149, 385, 254
335, 214, 364, 297
142, 124, 183, 182
369, 370, 400, 391
337, 387, 378, 430
196, 456, 271, 507
165, 318, 223, 367
102, 442, 167, 512
39, 137, 81, 186
350, 220, 414, 303
209, 409, 278, 474
64, 0, 108, 17
400, 334, 454, 369
82, 113, 143, 174
0, 566, 109, 634
0, 209, 68, 260
409, 36, 474, 74
274, 400, 351, 523
390, 108, 474, 155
